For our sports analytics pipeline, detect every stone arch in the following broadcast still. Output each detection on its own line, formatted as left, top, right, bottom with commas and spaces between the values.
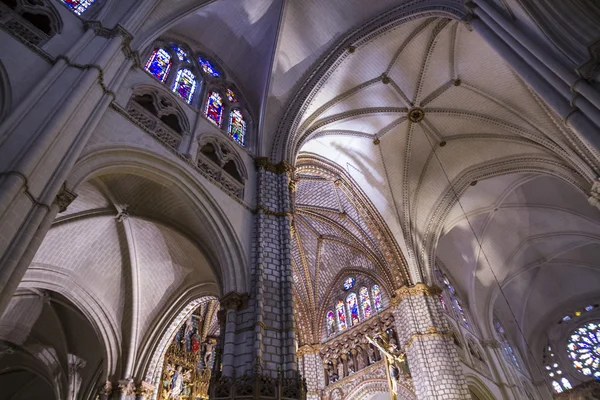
17, 266, 120, 378
67, 147, 249, 294
424, 158, 590, 285
466, 374, 497, 400
269, 1, 467, 161
139, 295, 217, 396
0, 0, 62, 45
0, 61, 10, 122
129, 84, 191, 134
197, 134, 248, 183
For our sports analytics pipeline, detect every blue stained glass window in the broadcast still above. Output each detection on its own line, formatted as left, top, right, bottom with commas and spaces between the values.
145, 49, 172, 83
60, 0, 95, 15
359, 287, 372, 319
205, 92, 224, 127
372, 285, 382, 312
198, 57, 220, 77
171, 44, 190, 62
346, 293, 360, 326
326, 311, 336, 336
585, 305, 595, 312
455, 299, 469, 327
336, 300, 347, 331
567, 322, 600, 378
343, 277, 355, 290
172, 69, 197, 104
228, 109, 246, 146
495, 319, 520, 369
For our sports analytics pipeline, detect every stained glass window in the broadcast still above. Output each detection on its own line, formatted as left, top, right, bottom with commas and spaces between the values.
343, 277, 355, 290
567, 322, 600, 378
440, 294, 448, 312
336, 300, 347, 331
198, 57, 220, 77
326, 311, 336, 336
228, 109, 246, 146
372, 285, 382, 312
145, 49, 172, 83
172, 69, 197, 104
455, 299, 469, 327
561, 378, 572, 390
495, 318, 520, 369
171, 44, 190, 62
585, 305, 595, 312
226, 89, 238, 103
346, 293, 360, 326
552, 381, 563, 393
359, 287, 372, 319
205, 92, 224, 127
60, 0, 95, 15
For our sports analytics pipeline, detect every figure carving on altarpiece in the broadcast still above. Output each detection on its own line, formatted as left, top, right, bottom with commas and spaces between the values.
158, 311, 217, 400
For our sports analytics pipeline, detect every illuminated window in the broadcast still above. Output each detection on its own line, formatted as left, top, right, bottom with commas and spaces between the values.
371, 285, 382, 312
145, 48, 172, 83
336, 300, 347, 331
228, 109, 246, 146
359, 287, 372, 319
346, 293, 360, 326
59, 0, 95, 15
205, 92, 224, 127
343, 277, 355, 290
226, 88, 238, 103
326, 311, 336, 336
198, 56, 220, 77
172, 69, 197, 104
567, 321, 600, 378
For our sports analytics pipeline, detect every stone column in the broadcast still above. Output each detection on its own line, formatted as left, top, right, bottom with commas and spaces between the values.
211, 158, 302, 400
67, 354, 87, 400
391, 284, 471, 400
0, 23, 136, 314
298, 345, 325, 400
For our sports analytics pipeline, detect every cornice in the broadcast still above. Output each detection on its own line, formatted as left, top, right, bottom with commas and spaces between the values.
391, 284, 442, 306
254, 157, 295, 175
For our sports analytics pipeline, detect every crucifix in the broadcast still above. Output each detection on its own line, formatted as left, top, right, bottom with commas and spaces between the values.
366, 333, 410, 400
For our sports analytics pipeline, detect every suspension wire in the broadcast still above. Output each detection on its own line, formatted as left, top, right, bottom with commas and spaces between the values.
419, 123, 547, 381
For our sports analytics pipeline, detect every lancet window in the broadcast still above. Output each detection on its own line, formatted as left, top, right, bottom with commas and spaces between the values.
142, 40, 251, 147
434, 265, 470, 328
326, 277, 385, 336
494, 317, 520, 369
59, 0, 95, 15
543, 344, 572, 393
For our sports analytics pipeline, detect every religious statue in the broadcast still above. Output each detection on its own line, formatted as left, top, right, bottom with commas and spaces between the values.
347, 353, 355, 375
357, 349, 367, 370
337, 360, 344, 379
325, 362, 337, 384
367, 334, 411, 400
191, 332, 201, 354
368, 345, 376, 363
203, 341, 215, 367
184, 318, 194, 352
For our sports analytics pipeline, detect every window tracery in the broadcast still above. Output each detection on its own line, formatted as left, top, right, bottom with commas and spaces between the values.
172, 68, 197, 104
126, 87, 189, 151
558, 304, 599, 324
196, 136, 246, 199
567, 321, 600, 379
359, 287, 372, 319
0, 0, 61, 45
326, 278, 385, 336
493, 317, 520, 369
543, 344, 572, 393
58, 0, 94, 15
435, 265, 469, 328
142, 40, 250, 147
346, 292, 360, 326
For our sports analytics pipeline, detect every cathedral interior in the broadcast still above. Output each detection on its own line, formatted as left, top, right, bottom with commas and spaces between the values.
0, 0, 600, 399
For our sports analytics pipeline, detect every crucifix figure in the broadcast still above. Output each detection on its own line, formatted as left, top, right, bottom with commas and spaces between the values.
366, 334, 410, 400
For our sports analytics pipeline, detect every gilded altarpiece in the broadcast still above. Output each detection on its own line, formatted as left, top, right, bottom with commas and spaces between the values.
158, 310, 217, 400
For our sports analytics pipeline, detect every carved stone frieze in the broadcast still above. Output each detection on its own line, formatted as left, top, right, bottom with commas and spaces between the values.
391, 284, 442, 306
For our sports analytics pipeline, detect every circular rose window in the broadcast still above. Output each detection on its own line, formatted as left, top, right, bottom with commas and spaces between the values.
567, 321, 600, 378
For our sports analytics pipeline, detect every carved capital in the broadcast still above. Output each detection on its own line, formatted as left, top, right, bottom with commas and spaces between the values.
118, 380, 136, 396
578, 38, 600, 81
54, 186, 78, 213
220, 291, 249, 310
481, 339, 501, 349
392, 284, 442, 305
98, 381, 113, 396
297, 344, 321, 357
254, 157, 296, 175
588, 178, 600, 210
136, 381, 155, 398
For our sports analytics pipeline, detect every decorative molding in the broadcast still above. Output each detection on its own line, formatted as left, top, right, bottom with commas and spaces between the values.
220, 292, 249, 311
98, 381, 112, 396
54, 185, 78, 213
480, 339, 500, 349
588, 178, 600, 210
255, 157, 295, 175
392, 284, 442, 305
297, 344, 322, 357
118, 380, 136, 396
136, 381, 155, 397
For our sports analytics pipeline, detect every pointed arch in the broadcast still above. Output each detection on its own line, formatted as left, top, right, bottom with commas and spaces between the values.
172, 68, 197, 104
